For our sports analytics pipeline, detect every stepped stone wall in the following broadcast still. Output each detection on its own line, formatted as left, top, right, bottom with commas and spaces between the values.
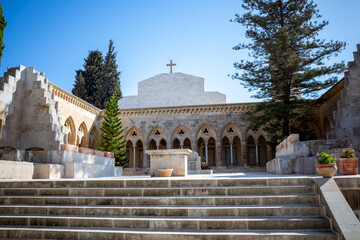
0, 65, 63, 159
329, 45, 360, 139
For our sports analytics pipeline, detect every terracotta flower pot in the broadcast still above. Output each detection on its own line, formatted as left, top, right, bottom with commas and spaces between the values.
317, 163, 337, 178
337, 158, 358, 175
158, 169, 173, 177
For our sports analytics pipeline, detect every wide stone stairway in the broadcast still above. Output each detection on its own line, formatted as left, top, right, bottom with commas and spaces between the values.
0, 177, 337, 239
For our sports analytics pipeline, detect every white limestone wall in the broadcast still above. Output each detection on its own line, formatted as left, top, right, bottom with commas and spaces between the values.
119, 72, 226, 109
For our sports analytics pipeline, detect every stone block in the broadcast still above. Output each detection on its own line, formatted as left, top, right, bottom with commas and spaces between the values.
146, 149, 191, 177
79, 147, 95, 155
93, 150, 105, 157
104, 152, 114, 158
0, 160, 34, 179
33, 163, 64, 179
60, 144, 78, 152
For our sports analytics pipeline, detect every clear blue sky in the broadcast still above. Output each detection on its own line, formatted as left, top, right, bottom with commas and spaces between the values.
1, 0, 360, 103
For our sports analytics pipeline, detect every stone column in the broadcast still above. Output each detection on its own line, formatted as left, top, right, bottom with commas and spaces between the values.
143, 138, 148, 168
205, 143, 208, 165
255, 144, 259, 166
133, 147, 136, 168
215, 140, 221, 166
230, 144, 233, 166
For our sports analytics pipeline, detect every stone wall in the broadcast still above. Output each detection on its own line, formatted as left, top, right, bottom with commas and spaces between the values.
51, 84, 101, 149
116, 103, 272, 168
0, 65, 63, 160
118, 72, 226, 109
328, 44, 360, 139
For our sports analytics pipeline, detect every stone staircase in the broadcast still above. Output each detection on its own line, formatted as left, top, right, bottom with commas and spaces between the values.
0, 177, 338, 239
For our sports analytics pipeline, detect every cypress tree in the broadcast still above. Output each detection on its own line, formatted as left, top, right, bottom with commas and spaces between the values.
98, 95, 127, 167
231, 0, 346, 144
0, 3, 7, 66
72, 50, 104, 105
72, 70, 87, 100
95, 40, 122, 109
83, 50, 104, 105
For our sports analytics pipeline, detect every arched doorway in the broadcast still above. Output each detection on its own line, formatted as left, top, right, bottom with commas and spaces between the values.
208, 137, 216, 166
77, 122, 88, 147
233, 136, 241, 166
149, 139, 157, 150
247, 136, 256, 166
159, 139, 167, 150
183, 138, 191, 150
64, 117, 76, 145
173, 138, 181, 149
126, 140, 134, 168
258, 136, 267, 167
222, 137, 231, 166
135, 140, 144, 168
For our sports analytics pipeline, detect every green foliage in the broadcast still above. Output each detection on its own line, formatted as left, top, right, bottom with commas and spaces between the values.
0, 3, 7, 66
98, 95, 128, 167
343, 148, 355, 158
317, 152, 336, 164
72, 71, 86, 99
232, 0, 346, 143
72, 40, 122, 109
95, 40, 122, 109
201, 157, 206, 163
81, 50, 104, 105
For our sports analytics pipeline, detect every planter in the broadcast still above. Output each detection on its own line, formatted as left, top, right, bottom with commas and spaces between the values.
158, 169, 173, 177
337, 158, 358, 175
201, 162, 206, 167
317, 163, 337, 178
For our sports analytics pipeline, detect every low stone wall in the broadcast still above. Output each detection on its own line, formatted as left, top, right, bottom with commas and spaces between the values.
0, 160, 34, 179
335, 177, 360, 221
51, 148, 122, 178
316, 178, 360, 240
33, 163, 64, 179
267, 156, 316, 174
275, 134, 309, 157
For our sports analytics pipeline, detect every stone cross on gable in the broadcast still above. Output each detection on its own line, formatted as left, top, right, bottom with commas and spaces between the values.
166, 60, 176, 73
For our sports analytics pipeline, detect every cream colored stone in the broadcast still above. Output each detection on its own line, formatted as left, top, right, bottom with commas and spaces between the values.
0, 160, 33, 179
146, 149, 191, 177
33, 163, 64, 179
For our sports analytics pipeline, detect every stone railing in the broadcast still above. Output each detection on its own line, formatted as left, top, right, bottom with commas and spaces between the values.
118, 103, 255, 117
49, 82, 101, 115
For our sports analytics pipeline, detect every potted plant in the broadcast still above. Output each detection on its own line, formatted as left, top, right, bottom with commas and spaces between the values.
201, 157, 206, 167
338, 148, 358, 175
158, 169, 173, 177
316, 152, 337, 178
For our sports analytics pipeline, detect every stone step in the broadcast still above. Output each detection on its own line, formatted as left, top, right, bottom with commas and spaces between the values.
0, 177, 315, 188
0, 215, 331, 230
0, 227, 338, 240
0, 185, 315, 197
0, 205, 325, 217
0, 194, 320, 206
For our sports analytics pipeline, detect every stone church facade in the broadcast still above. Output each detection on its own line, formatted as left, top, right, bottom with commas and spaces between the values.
118, 72, 272, 171
1, 45, 360, 174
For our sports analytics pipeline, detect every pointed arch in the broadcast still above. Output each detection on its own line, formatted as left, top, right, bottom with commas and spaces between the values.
258, 135, 267, 167
148, 126, 168, 148
196, 123, 217, 143
125, 127, 144, 146
221, 123, 242, 144
172, 125, 192, 146
77, 122, 88, 147
247, 135, 256, 166
64, 116, 76, 145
